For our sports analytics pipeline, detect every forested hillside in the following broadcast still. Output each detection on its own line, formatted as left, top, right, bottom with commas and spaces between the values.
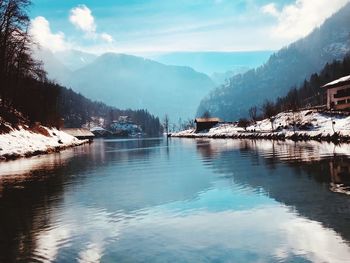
273, 54, 350, 113
0, 0, 161, 136
197, 2, 350, 120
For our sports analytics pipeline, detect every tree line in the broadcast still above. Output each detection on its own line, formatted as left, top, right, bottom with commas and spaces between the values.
235, 53, 350, 130
0, 0, 161, 135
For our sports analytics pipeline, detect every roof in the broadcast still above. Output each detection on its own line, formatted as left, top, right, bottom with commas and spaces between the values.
62, 128, 94, 137
195, 118, 221, 123
322, 75, 350, 88
90, 126, 107, 132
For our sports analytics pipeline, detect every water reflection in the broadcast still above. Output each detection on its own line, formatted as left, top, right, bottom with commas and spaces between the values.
192, 139, 350, 243
0, 138, 350, 262
330, 157, 350, 195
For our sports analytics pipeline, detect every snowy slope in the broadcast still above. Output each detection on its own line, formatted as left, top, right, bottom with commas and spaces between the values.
171, 110, 350, 141
0, 126, 86, 161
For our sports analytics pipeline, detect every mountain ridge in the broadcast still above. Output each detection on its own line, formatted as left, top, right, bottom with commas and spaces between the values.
197, 2, 350, 120
62, 52, 216, 120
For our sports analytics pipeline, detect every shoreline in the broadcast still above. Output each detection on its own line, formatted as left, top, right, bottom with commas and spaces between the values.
170, 109, 350, 143
169, 131, 350, 143
0, 126, 90, 162
0, 140, 90, 161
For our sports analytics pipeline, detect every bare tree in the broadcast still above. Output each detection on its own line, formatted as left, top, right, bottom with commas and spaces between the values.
248, 106, 258, 123
0, 0, 46, 107
238, 118, 250, 131
202, 110, 211, 118
163, 114, 169, 135
262, 100, 276, 131
183, 118, 195, 130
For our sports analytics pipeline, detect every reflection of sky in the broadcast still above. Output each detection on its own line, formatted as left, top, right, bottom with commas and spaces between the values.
4, 138, 350, 262
161, 183, 274, 214
35, 186, 350, 263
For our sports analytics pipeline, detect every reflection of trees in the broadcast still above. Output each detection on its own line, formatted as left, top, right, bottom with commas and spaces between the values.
0, 138, 164, 262
195, 139, 350, 242
0, 163, 69, 261
195, 140, 219, 159
329, 157, 350, 195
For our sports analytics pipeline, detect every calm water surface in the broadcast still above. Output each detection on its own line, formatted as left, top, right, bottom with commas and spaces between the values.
1, 138, 350, 262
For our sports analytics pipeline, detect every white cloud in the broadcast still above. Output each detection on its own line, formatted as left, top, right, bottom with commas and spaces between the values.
262, 0, 350, 40
100, 33, 114, 43
69, 5, 96, 34
69, 5, 114, 43
261, 3, 278, 17
29, 16, 69, 52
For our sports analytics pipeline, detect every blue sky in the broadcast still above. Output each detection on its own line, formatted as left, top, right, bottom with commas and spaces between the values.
29, 0, 350, 55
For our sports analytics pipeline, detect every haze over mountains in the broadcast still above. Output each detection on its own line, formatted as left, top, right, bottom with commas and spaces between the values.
34, 48, 71, 82
37, 48, 273, 121
55, 50, 97, 71
197, 2, 350, 120
152, 51, 273, 76
66, 53, 217, 121
37, 50, 218, 120
35, 2, 350, 123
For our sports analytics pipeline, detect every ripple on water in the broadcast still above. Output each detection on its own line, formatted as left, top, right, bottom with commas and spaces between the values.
1, 138, 350, 262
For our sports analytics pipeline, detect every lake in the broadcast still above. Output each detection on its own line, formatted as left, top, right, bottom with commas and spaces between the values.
0, 138, 350, 262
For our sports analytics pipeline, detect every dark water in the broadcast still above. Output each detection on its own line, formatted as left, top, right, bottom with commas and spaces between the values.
1, 138, 350, 263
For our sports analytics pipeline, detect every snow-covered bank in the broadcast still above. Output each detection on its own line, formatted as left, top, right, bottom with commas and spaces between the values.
170, 110, 350, 142
0, 126, 88, 161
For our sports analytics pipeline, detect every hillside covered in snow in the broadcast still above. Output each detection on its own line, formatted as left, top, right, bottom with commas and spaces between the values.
0, 123, 86, 161
171, 110, 350, 142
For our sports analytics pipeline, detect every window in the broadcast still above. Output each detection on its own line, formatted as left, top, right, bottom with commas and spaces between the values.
334, 87, 350, 98
337, 99, 346, 105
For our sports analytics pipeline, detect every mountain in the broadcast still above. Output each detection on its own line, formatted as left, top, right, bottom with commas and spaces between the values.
33, 48, 72, 82
153, 51, 273, 75
197, 2, 350, 121
63, 53, 215, 120
211, 66, 250, 85
54, 50, 97, 71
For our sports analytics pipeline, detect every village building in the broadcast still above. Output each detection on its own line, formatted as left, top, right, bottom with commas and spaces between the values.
195, 118, 220, 132
323, 75, 350, 110
110, 116, 143, 137
90, 127, 112, 137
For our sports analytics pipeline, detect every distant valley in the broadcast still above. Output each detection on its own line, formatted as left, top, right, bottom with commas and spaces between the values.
37, 50, 218, 121
37, 49, 273, 121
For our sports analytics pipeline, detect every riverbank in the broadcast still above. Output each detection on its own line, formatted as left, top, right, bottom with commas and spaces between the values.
0, 125, 88, 161
170, 109, 350, 143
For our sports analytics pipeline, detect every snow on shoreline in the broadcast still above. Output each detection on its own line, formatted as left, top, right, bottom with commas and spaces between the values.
0, 126, 87, 161
170, 110, 350, 141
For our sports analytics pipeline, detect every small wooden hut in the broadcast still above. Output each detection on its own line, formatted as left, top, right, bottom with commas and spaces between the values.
62, 128, 95, 140
195, 118, 220, 132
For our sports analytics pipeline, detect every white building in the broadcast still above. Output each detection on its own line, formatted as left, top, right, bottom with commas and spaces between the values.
323, 75, 350, 110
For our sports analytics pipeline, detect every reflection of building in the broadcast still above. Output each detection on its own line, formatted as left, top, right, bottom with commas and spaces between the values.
329, 157, 350, 195
110, 116, 142, 137
195, 118, 220, 132
323, 75, 350, 110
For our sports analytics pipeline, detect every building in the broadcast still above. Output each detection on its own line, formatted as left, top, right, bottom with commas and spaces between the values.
90, 127, 112, 137
110, 116, 143, 137
323, 75, 350, 110
62, 128, 95, 140
195, 118, 220, 132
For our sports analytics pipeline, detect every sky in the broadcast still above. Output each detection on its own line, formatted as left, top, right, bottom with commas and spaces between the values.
29, 0, 350, 55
